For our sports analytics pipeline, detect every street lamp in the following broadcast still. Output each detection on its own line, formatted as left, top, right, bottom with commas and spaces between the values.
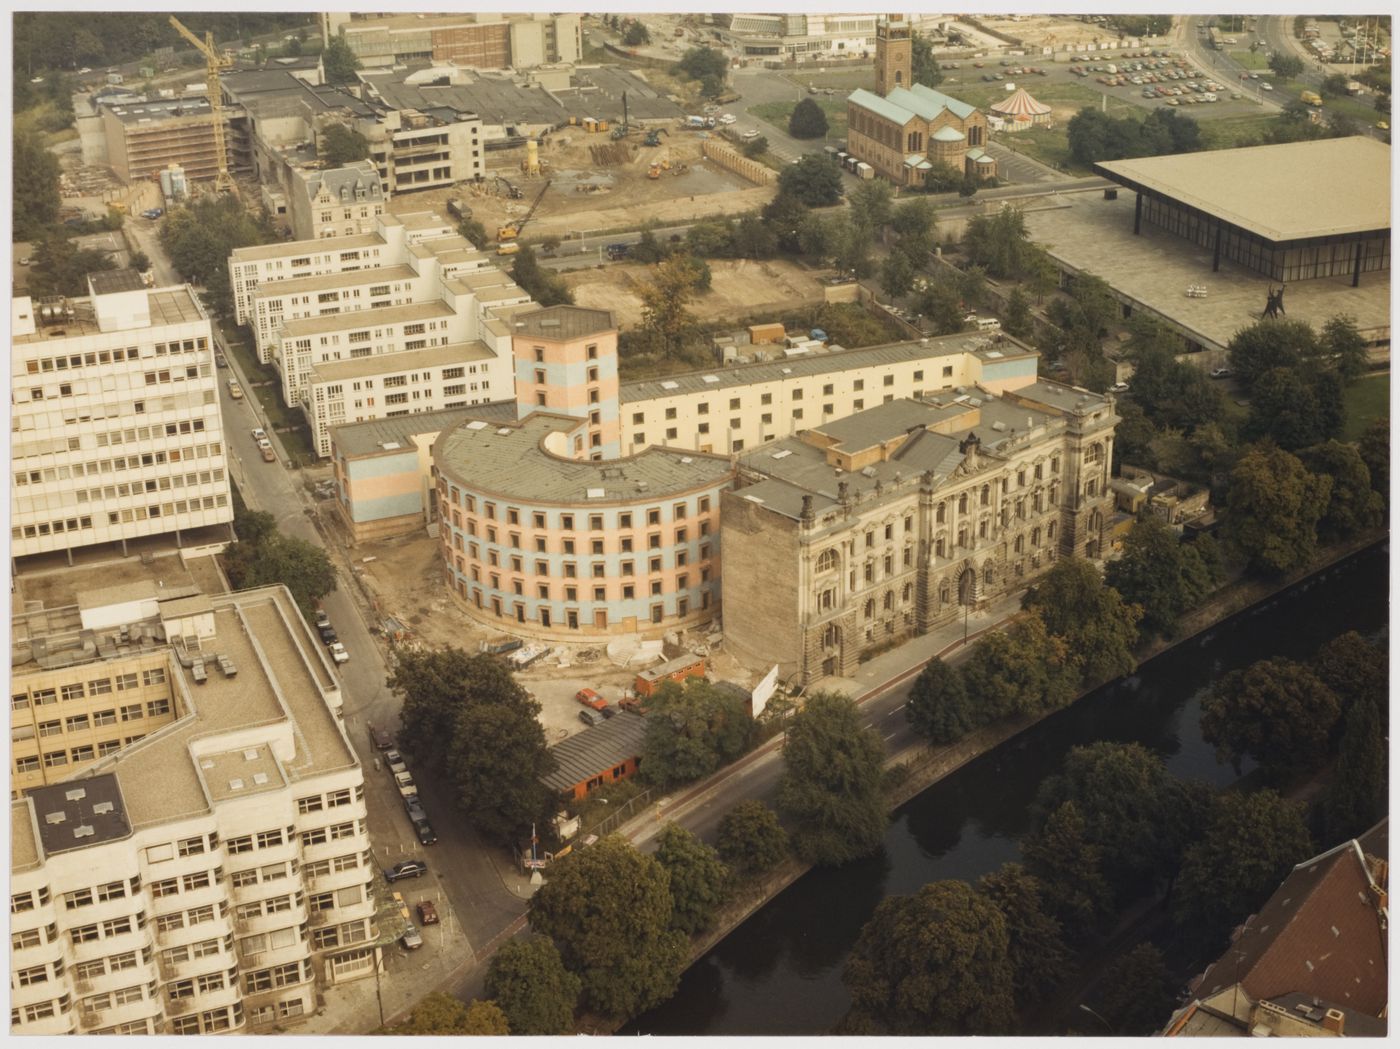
1078, 1003, 1114, 1034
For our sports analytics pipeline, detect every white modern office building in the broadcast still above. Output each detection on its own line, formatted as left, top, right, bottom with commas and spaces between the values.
10, 272, 233, 564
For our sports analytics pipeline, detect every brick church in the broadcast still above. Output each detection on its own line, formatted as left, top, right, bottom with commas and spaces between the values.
846, 15, 995, 186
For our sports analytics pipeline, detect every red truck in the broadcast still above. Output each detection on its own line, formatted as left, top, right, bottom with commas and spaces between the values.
575, 688, 609, 712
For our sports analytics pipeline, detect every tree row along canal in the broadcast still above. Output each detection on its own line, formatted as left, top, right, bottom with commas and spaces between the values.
630, 540, 1389, 1035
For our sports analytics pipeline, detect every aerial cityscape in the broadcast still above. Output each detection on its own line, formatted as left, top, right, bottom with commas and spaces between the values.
8, 9, 1389, 1038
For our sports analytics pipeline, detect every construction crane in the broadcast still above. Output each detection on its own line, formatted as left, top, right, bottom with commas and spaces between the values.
168, 16, 236, 196
496, 179, 551, 243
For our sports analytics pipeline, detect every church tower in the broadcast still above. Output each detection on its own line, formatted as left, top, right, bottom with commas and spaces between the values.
874, 14, 912, 97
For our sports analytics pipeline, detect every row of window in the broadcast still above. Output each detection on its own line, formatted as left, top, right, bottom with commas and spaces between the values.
153, 902, 226, 934
451, 528, 712, 564
459, 580, 712, 628
14, 673, 158, 708
167, 968, 235, 1001
243, 959, 310, 995
17, 696, 170, 738
15, 737, 134, 773
62, 877, 143, 911
61, 466, 226, 509
233, 893, 300, 922
21, 344, 143, 375
14, 436, 219, 487
84, 980, 154, 1010
294, 787, 357, 814
444, 491, 711, 531
170, 1002, 243, 1034
455, 560, 713, 604
150, 869, 222, 899
12, 922, 58, 951
231, 861, 296, 890
70, 912, 147, 945
160, 936, 228, 969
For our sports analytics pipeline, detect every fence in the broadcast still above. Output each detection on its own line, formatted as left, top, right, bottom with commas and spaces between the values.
701, 140, 777, 186
583, 786, 657, 838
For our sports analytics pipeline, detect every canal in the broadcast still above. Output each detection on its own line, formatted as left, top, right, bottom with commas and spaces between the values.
631, 542, 1389, 1035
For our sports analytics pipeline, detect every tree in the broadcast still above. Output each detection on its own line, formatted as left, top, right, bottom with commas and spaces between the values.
761, 192, 809, 254
1356, 416, 1389, 505
1025, 557, 1141, 688
13, 127, 61, 240
636, 254, 702, 355
848, 178, 895, 234
322, 35, 360, 85
457, 217, 488, 249
910, 31, 943, 87
621, 21, 650, 47
527, 835, 688, 1019
24, 233, 117, 298
1171, 789, 1313, 934
1311, 631, 1387, 722
1223, 444, 1331, 576
484, 936, 580, 1036
1269, 51, 1305, 79
462, 1000, 510, 1035
731, 213, 777, 259
788, 97, 829, 138
975, 863, 1072, 1007
1321, 698, 1386, 843
1243, 365, 1343, 450
1299, 441, 1384, 542
958, 613, 1079, 720
320, 122, 370, 166
829, 215, 874, 278
961, 206, 1031, 279
879, 250, 917, 299
1106, 516, 1220, 638
447, 698, 555, 843
1226, 318, 1317, 390
1202, 658, 1341, 778
1003, 288, 1033, 338
395, 992, 502, 1035
387, 646, 554, 842
654, 823, 731, 935
675, 45, 727, 85
716, 800, 789, 878
222, 529, 336, 619
510, 245, 575, 307
1034, 742, 1206, 903
160, 196, 278, 317
777, 154, 844, 207
775, 691, 888, 866
1320, 314, 1369, 384
842, 881, 1015, 1035
641, 677, 752, 789
129, 250, 150, 273
906, 657, 977, 744
1096, 944, 1177, 1036
1021, 801, 1113, 934
740, 134, 768, 158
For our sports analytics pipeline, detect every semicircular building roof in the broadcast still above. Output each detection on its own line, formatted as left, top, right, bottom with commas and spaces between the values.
991, 87, 1053, 116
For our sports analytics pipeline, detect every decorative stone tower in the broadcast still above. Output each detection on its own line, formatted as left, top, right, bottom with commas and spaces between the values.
874, 14, 913, 96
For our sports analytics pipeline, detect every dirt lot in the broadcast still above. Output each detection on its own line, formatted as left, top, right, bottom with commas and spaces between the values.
976, 14, 1136, 50
345, 529, 759, 745
563, 256, 828, 327
386, 131, 775, 243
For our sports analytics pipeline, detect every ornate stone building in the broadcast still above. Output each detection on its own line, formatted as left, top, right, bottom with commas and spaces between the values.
721, 381, 1118, 683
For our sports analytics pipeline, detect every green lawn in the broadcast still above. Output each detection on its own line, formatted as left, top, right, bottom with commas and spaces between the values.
1228, 49, 1271, 70
750, 98, 848, 141
1343, 372, 1389, 442
1199, 113, 1277, 149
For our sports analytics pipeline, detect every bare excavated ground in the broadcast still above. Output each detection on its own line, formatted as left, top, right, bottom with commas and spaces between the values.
977, 14, 1130, 49
385, 132, 774, 243
563, 256, 829, 327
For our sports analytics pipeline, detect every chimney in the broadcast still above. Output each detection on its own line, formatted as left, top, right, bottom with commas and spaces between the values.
800, 495, 814, 526
1322, 1009, 1344, 1035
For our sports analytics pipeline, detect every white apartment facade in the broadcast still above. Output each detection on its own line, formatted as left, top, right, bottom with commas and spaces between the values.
361, 109, 485, 195
10, 274, 232, 563
9, 585, 379, 1035
230, 213, 533, 457
618, 336, 1040, 458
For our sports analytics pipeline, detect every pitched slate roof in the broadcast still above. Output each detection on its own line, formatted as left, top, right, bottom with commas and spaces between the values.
848, 88, 916, 127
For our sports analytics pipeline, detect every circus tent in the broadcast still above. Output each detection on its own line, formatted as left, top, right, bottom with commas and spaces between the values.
989, 87, 1053, 128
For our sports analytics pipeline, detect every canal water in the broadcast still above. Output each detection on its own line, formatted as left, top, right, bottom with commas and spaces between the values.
631, 542, 1389, 1035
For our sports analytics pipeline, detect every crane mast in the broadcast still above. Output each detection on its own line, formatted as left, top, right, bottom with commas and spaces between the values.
168, 16, 236, 196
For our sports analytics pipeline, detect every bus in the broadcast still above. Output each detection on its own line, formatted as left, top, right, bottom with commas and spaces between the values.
1207, 26, 1222, 50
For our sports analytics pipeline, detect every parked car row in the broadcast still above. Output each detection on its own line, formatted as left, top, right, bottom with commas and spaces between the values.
576, 687, 618, 726
384, 745, 437, 846
314, 608, 349, 663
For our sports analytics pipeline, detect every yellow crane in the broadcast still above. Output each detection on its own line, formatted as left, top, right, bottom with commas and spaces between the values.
168, 16, 236, 196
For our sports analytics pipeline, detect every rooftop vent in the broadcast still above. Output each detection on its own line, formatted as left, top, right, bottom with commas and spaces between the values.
586, 487, 605, 498
200, 759, 215, 770
253, 773, 269, 786
466, 420, 488, 430
991, 421, 1006, 431
861, 466, 878, 478
65, 788, 87, 802
73, 825, 95, 840
680, 456, 693, 464
539, 318, 561, 328
92, 801, 115, 815
496, 428, 512, 435
45, 811, 67, 825
660, 380, 679, 390
771, 449, 792, 460
228, 778, 245, 791
243, 748, 259, 761
702, 375, 719, 383
379, 441, 402, 451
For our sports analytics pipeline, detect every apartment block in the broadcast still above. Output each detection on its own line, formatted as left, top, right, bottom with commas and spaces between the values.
620, 336, 1038, 457
361, 108, 484, 195
10, 273, 232, 564
231, 214, 532, 457
322, 12, 581, 69
9, 584, 376, 1035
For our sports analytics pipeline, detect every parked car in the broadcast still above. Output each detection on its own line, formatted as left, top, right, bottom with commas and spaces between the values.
328, 641, 349, 664
368, 723, 394, 750
1210, 367, 1232, 379
384, 859, 428, 883
315, 609, 331, 629
578, 708, 605, 727
1109, 381, 1130, 392
575, 688, 608, 711
258, 439, 275, 463
19, 256, 30, 266
385, 749, 407, 775
251, 427, 267, 442
214, 352, 228, 368
319, 624, 338, 645
718, 113, 736, 125
417, 901, 439, 925
401, 924, 424, 950
227, 379, 243, 400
